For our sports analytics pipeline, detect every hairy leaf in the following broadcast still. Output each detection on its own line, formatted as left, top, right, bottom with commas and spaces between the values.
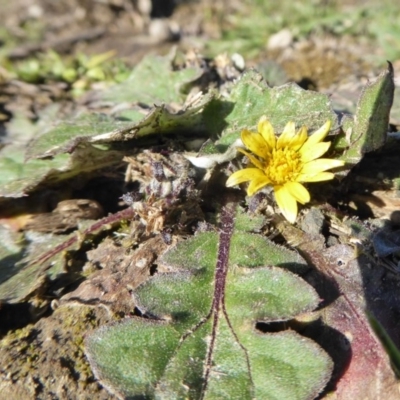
0, 229, 78, 303
100, 52, 203, 105
26, 94, 212, 161
204, 69, 338, 149
85, 203, 332, 399
0, 144, 123, 198
336, 63, 394, 168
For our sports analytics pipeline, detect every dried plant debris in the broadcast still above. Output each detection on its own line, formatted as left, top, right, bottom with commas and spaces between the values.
60, 236, 168, 316
24, 199, 104, 233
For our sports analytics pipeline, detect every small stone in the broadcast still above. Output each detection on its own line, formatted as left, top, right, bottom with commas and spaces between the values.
231, 53, 245, 71
137, 0, 152, 16
148, 19, 180, 42
267, 29, 293, 51
301, 207, 325, 236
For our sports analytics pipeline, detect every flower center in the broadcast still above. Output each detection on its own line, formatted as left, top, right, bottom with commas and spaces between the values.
264, 148, 302, 185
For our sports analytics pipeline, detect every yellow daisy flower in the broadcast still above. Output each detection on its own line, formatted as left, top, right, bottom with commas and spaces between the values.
226, 117, 345, 223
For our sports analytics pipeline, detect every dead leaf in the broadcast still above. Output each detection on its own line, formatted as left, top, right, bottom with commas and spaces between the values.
24, 199, 104, 233
60, 236, 168, 315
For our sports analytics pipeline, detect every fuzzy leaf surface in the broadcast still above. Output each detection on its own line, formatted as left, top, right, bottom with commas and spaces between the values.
26, 93, 212, 160
204, 69, 338, 149
0, 229, 78, 303
25, 51, 211, 160
336, 63, 394, 168
99, 52, 203, 105
85, 205, 332, 399
0, 144, 123, 198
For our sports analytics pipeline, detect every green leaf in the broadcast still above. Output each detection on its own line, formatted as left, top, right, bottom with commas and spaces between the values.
0, 144, 123, 198
19, 50, 212, 162
229, 232, 309, 273
25, 113, 132, 160
336, 63, 394, 167
26, 93, 213, 160
0, 226, 26, 297
85, 203, 332, 399
86, 320, 182, 398
100, 52, 203, 105
0, 229, 77, 303
233, 206, 266, 232
0, 145, 70, 197
204, 69, 338, 149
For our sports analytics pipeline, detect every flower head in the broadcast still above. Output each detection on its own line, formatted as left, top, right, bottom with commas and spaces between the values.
226, 117, 345, 223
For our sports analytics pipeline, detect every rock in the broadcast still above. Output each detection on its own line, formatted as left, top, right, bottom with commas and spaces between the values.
267, 28, 293, 51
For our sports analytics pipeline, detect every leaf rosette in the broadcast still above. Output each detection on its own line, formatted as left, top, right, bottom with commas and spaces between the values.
85, 203, 333, 399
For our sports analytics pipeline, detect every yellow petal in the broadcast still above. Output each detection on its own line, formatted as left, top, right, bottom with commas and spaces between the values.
277, 121, 296, 149
309, 120, 332, 144
226, 168, 265, 187
289, 126, 308, 151
300, 141, 331, 163
300, 120, 331, 154
300, 158, 345, 175
258, 117, 276, 150
297, 171, 335, 182
247, 176, 271, 196
284, 181, 310, 204
238, 148, 264, 169
274, 185, 298, 223
241, 130, 270, 159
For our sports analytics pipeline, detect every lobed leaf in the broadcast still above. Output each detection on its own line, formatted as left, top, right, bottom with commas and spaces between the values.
85, 205, 332, 399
